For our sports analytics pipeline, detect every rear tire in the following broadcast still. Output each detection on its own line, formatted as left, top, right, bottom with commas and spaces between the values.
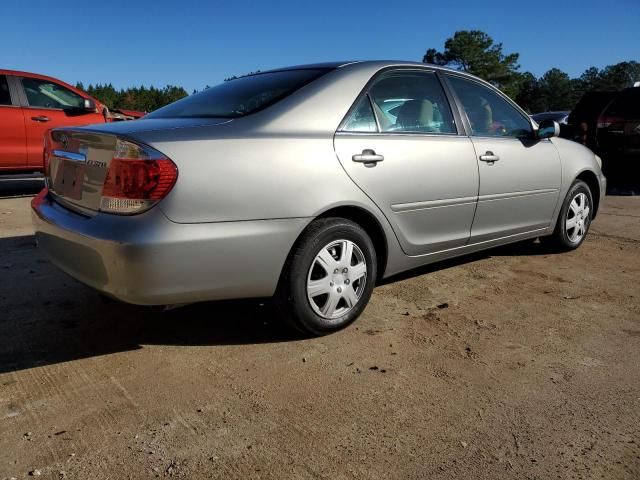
276, 218, 377, 336
541, 179, 593, 251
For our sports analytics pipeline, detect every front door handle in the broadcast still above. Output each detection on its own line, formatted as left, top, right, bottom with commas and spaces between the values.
31, 116, 50, 122
479, 151, 499, 163
352, 149, 384, 164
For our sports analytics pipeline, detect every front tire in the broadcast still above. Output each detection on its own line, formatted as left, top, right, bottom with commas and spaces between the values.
276, 218, 377, 336
542, 179, 593, 251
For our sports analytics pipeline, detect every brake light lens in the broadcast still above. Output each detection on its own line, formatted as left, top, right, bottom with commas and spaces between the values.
100, 139, 178, 214
597, 115, 623, 129
43, 136, 51, 177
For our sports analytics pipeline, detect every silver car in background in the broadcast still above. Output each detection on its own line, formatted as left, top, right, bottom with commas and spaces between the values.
32, 61, 606, 335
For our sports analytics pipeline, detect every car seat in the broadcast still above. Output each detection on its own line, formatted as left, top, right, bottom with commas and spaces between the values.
395, 99, 434, 131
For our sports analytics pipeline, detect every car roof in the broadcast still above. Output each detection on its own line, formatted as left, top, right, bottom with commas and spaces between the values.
0, 69, 71, 83
256, 60, 505, 95
255, 60, 467, 77
0, 69, 99, 104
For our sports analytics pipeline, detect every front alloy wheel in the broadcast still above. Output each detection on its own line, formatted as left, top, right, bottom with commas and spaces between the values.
565, 192, 590, 243
542, 179, 593, 250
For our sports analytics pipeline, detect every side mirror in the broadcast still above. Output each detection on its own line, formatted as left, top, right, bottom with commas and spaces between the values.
537, 119, 560, 139
83, 98, 96, 111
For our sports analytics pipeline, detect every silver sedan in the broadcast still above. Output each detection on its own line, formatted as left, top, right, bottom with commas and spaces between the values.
32, 61, 606, 335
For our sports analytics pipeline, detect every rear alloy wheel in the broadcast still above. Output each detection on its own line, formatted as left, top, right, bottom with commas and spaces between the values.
306, 239, 368, 319
543, 179, 593, 251
277, 218, 376, 336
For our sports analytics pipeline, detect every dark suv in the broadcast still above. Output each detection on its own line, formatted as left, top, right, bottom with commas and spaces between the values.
564, 91, 618, 150
597, 87, 640, 159
597, 87, 640, 190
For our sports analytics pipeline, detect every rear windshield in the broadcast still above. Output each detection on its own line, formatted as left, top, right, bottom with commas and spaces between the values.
146, 68, 331, 119
568, 92, 617, 123
604, 89, 640, 116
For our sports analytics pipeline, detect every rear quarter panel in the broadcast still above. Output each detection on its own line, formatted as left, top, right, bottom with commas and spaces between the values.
131, 65, 386, 225
145, 132, 375, 223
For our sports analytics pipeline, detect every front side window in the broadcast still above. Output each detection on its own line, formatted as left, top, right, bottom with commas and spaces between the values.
368, 71, 456, 134
22, 77, 85, 109
147, 68, 331, 119
446, 75, 532, 138
0, 75, 12, 106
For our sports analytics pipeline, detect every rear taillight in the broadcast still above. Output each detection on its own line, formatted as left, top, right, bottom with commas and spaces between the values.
597, 115, 623, 129
100, 139, 178, 215
43, 136, 51, 176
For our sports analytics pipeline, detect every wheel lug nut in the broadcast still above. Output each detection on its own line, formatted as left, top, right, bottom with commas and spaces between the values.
334, 269, 339, 274
345, 279, 350, 285
337, 287, 342, 293
342, 268, 348, 273
329, 282, 334, 287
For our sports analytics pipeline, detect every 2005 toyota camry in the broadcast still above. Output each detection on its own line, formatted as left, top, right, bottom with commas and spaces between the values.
32, 61, 606, 335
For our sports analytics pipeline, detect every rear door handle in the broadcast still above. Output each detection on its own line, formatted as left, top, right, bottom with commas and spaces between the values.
479, 151, 499, 163
352, 149, 384, 164
31, 116, 50, 122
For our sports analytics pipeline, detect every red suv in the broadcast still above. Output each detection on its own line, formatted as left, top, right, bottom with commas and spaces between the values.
0, 70, 108, 173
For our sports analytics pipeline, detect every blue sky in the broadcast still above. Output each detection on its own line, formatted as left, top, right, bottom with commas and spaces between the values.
2, 0, 639, 92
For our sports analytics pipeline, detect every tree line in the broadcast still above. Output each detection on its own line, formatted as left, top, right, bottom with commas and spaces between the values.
78, 30, 639, 114
75, 83, 189, 112
425, 30, 639, 113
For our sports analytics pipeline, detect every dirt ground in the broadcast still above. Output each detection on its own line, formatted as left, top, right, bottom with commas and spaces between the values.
1, 178, 639, 480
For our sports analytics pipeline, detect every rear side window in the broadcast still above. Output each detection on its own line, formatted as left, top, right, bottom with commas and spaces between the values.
341, 95, 378, 132
0, 75, 11, 105
22, 77, 85, 109
368, 71, 457, 134
147, 68, 331, 119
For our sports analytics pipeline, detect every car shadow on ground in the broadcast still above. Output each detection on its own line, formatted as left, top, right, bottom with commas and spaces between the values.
0, 175, 45, 199
0, 237, 303, 375
0, 230, 562, 375
0, 178, 599, 375
380, 238, 560, 285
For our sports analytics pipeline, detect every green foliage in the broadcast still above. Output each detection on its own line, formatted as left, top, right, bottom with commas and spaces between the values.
76, 83, 188, 112
574, 61, 640, 92
77, 39, 638, 116
538, 68, 575, 111
224, 70, 261, 82
424, 30, 522, 97
425, 31, 639, 113
513, 72, 547, 114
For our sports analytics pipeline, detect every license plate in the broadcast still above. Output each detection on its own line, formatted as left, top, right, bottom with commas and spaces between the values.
52, 160, 85, 200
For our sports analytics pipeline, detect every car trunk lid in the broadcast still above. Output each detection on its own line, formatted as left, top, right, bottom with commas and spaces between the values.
45, 130, 117, 215
45, 118, 231, 215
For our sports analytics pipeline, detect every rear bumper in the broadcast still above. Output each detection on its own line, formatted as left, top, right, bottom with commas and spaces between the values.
31, 192, 308, 305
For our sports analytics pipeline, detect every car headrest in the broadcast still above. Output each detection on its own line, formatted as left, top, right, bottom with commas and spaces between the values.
396, 99, 434, 129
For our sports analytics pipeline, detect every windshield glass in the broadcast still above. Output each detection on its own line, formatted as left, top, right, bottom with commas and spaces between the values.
605, 89, 640, 117
147, 68, 331, 119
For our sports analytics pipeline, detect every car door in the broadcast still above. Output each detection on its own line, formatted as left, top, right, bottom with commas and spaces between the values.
444, 74, 561, 243
0, 74, 28, 170
17, 76, 104, 168
334, 69, 479, 256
